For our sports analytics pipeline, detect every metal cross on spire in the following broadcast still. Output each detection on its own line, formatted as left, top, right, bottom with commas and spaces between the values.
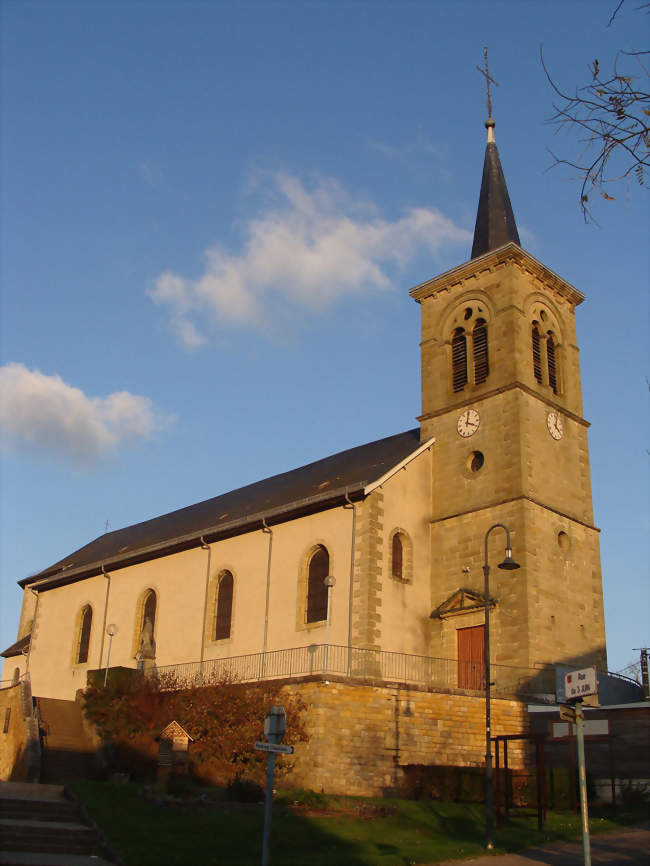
476, 47, 499, 120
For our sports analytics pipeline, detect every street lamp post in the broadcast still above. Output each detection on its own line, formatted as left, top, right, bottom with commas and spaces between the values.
104, 623, 118, 688
482, 523, 520, 849
323, 575, 336, 674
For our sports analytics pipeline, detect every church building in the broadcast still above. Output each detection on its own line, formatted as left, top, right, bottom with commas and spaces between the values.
2, 118, 607, 713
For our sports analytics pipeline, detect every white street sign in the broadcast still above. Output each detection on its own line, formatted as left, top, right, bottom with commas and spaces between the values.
565, 667, 598, 700
254, 741, 294, 754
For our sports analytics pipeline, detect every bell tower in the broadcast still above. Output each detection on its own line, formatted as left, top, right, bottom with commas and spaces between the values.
412, 118, 607, 675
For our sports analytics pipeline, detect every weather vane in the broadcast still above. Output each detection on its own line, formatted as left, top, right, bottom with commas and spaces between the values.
476, 47, 499, 120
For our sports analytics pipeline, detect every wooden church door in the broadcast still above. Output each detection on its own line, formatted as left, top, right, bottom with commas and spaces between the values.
457, 625, 485, 690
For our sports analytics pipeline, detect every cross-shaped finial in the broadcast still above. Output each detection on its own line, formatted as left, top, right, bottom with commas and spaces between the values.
476, 47, 499, 120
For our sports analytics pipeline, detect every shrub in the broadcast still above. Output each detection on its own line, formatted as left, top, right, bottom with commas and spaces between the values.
226, 776, 265, 803
81, 674, 308, 784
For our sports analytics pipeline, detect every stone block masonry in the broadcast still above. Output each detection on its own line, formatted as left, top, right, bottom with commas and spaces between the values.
280, 676, 530, 797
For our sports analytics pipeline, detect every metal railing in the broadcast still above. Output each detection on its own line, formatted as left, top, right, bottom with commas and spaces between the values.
0, 672, 25, 691
151, 644, 557, 701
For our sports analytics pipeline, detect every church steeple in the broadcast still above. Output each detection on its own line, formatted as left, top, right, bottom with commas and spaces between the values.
470, 118, 521, 259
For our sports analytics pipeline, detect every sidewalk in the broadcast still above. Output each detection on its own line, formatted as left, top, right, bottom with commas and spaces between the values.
436, 824, 650, 865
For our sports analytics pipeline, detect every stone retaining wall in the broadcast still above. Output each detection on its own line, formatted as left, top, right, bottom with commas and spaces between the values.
280, 676, 531, 796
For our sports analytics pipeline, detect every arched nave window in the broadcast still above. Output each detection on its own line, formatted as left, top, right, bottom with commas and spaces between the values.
142, 589, 157, 634
391, 533, 404, 580
76, 605, 93, 664
306, 546, 329, 623
214, 571, 234, 640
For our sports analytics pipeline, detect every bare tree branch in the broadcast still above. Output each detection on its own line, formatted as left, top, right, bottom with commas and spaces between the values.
541, 13, 649, 223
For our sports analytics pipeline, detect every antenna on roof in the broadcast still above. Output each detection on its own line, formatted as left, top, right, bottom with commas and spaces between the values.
476, 46, 499, 123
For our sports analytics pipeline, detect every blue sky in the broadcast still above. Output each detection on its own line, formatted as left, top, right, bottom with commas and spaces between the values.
1, 0, 647, 677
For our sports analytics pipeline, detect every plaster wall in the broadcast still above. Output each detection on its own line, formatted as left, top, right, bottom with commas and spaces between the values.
0, 683, 28, 781
23, 505, 356, 699
1, 656, 26, 687
377, 449, 433, 656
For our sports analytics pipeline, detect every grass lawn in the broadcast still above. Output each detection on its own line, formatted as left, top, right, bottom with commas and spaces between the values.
72, 781, 647, 866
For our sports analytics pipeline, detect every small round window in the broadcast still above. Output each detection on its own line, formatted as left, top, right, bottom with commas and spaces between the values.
467, 451, 484, 473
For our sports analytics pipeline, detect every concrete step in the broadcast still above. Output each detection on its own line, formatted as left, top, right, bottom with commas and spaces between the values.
35, 698, 98, 785
0, 784, 117, 864
0, 799, 78, 822
0, 819, 98, 854
0, 853, 114, 866
0, 784, 65, 801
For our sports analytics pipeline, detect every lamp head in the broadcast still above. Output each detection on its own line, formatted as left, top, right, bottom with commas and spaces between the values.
324, 575, 336, 588
498, 548, 520, 571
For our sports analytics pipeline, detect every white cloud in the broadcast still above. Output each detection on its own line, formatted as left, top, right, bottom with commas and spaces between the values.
368, 134, 438, 160
149, 172, 470, 348
0, 363, 165, 465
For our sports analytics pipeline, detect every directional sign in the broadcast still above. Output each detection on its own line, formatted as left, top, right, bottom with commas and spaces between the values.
254, 741, 294, 754
559, 705, 576, 722
565, 667, 597, 701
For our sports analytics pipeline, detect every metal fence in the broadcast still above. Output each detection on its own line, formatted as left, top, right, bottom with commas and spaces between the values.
0, 672, 24, 691
152, 644, 558, 701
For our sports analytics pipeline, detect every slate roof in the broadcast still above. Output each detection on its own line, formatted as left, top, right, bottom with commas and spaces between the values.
471, 122, 520, 259
22, 428, 429, 592
1, 633, 30, 658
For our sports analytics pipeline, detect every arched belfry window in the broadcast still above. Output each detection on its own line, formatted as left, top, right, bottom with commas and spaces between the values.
77, 605, 93, 664
472, 319, 489, 384
547, 333, 558, 394
530, 305, 561, 395
214, 571, 234, 640
306, 545, 329, 623
451, 328, 468, 393
449, 303, 491, 392
532, 323, 542, 384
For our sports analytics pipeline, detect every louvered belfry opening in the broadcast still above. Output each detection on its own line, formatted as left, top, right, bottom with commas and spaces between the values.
392, 533, 403, 579
532, 323, 542, 384
547, 333, 558, 394
306, 545, 329, 623
215, 571, 234, 640
451, 328, 468, 392
473, 319, 489, 384
77, 605, 92, 664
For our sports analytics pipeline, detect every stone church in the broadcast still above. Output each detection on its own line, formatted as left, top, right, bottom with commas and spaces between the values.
2, 118, 607, 722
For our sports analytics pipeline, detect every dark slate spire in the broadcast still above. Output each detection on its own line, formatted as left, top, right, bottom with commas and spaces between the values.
471, 119, 520, 259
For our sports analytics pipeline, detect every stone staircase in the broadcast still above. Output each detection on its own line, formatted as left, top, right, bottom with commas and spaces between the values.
36, 699, 97, 785
0, 782, 117, 865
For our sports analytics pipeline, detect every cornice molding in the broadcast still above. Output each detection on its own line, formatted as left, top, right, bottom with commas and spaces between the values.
417, 381, 589, 428
410, 244, 585, 308
430, 494, 600, 533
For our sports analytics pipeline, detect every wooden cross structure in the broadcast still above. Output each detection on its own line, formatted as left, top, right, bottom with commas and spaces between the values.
476, 47, 499, 120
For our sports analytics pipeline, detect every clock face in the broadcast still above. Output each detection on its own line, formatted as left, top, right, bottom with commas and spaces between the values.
547, 411, 564, 440
457, 408, 480, 438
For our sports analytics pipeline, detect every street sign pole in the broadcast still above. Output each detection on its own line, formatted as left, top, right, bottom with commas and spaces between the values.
575, 702, 591, 866
262, 751, 276, 866
258, 706, 287, 866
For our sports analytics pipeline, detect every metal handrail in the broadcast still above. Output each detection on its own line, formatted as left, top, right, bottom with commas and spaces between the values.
0, 673, 25, 690
150, 644, 557, 700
